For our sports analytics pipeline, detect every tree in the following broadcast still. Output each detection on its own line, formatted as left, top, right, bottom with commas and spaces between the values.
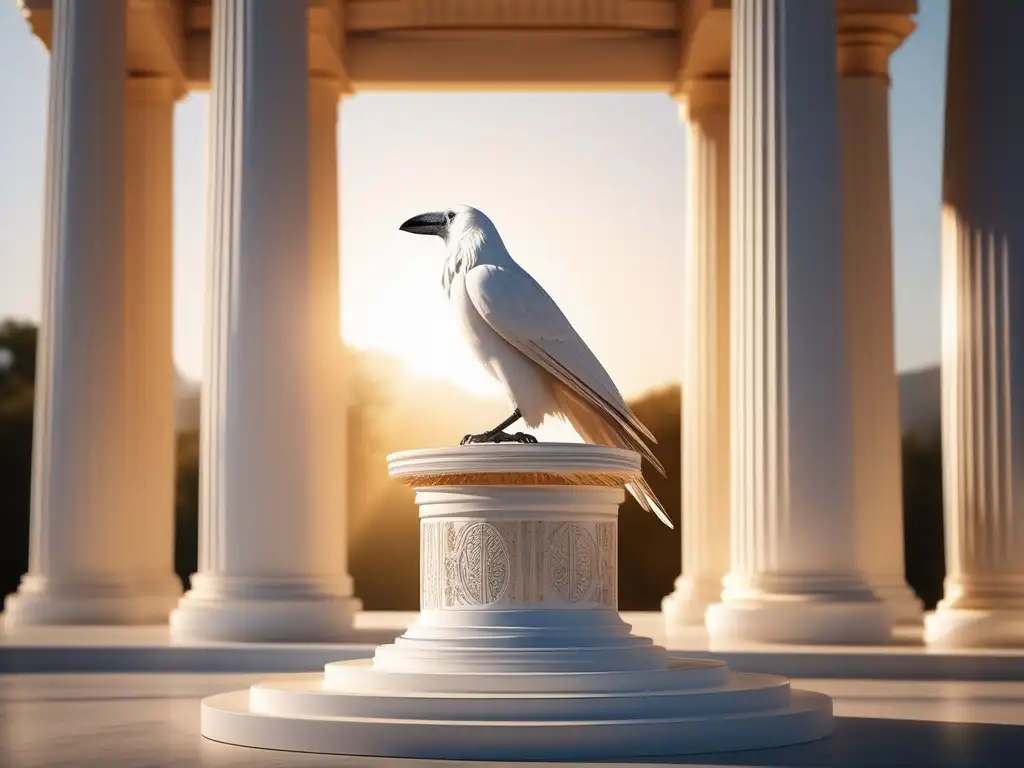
0, 320, 36, 600
617, 385, 682, 609
174, 431, 200, 589
0, 319, 38, 392
902, 432, 946, 608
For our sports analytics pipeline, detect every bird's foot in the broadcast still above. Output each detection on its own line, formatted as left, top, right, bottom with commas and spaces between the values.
460, 430, 539, 445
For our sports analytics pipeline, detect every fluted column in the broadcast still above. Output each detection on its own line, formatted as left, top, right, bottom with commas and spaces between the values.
3, 0, 181, 629
169, 0, 358, 642
704, 0, 891, 645
121, 74, 184, 616
926, 0, 1024, 649
306, 74, 360, 616
837, 17, 922, 625
662, 77, 731, 631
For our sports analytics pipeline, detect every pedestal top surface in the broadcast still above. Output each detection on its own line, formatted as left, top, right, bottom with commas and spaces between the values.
387, 443, 641, 487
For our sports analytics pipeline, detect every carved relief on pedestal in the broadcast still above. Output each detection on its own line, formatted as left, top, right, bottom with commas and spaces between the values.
421, 521, 441, 610
455, 523, 511, 605
548, 523, 596, 603
421, 519, 617, 609
594, 521, 617, 607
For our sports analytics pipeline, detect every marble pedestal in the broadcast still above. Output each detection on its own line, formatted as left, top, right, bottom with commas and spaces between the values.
201, 444, 833, 760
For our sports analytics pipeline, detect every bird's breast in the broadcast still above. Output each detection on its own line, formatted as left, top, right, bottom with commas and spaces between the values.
446, 267, 559, 428
448, 272, 497, 367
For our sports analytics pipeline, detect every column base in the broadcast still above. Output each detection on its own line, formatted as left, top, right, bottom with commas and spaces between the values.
705, 574, 893, 645
661, 575, 722, 632
169, 572, 361, 643
2, 572, 182, 630
706, 598, 892, 645
870, 577, 924, 625
925, 607, 1024, 649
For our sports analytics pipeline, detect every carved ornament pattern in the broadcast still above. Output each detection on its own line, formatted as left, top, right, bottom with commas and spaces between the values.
420, 519, 617, 609
456, 523, 510, 605
548, 523, 596, 602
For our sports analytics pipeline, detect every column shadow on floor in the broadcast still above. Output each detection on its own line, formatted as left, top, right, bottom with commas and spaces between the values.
627, 716, 1024, 768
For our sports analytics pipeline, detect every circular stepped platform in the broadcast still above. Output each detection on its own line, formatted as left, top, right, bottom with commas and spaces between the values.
202, 648, 832, 760
201, 445, 834, 760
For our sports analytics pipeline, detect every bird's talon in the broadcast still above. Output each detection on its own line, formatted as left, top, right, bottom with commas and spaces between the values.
458, 409, 537, 446
459, 430, 539, 445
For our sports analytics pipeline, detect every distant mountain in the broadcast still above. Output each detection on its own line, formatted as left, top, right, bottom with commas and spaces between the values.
898, 365, 941, 442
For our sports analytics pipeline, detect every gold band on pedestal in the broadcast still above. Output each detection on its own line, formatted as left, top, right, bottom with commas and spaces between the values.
392, 469, 638, 488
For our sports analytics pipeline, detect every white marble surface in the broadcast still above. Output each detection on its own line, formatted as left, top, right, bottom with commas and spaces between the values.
2, 671, 1023, 767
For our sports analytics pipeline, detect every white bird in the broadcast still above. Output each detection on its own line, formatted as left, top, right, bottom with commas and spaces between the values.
399, 205, 673, 529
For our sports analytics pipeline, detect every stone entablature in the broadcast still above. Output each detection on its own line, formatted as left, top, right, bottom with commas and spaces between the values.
18, 0, 915, 92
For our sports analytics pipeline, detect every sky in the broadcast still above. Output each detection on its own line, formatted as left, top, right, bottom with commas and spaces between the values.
0, 1, 949, 402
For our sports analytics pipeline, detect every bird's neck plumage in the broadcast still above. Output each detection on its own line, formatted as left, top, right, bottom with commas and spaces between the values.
441, 224, 512, 295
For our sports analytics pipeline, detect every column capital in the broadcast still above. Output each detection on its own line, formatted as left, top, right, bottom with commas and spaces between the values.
125, 75, 180, 105
309, 72, 350, 99
677, 76, 729, 119
836, 13, 916, 79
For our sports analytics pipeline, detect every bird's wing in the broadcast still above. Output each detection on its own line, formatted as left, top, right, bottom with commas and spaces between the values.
464, 263, 657, 446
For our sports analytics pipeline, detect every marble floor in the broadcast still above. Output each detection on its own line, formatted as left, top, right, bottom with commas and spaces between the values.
2, 672, 1024, 767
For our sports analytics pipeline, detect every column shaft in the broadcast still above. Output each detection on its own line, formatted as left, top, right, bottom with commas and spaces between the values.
705, 0, 891, 644
838, 32, 922, 625
306, 76, 356, 587
121, 75, 182, 592
926, 0, 1024, 648
170, 0, 358, 642
3, 0, 180, 628
662, 78, 731, 630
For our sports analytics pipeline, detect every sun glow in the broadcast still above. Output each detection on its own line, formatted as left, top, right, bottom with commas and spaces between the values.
340, 227, 584, 444
341, 229, 504, 399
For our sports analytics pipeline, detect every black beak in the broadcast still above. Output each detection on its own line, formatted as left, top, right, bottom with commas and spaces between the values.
399, 211, 447, 236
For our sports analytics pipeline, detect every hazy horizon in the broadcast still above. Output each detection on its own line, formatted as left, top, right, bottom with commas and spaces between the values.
0, 2, 951, 403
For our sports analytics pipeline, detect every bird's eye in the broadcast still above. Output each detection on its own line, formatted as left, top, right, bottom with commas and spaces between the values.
446, 211, 456, 224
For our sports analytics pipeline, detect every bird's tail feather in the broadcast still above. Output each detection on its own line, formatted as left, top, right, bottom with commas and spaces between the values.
552, 383, 675, 529
529, 341, 659, 446
626, 477, 675, 530
551, 383, 666, 477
